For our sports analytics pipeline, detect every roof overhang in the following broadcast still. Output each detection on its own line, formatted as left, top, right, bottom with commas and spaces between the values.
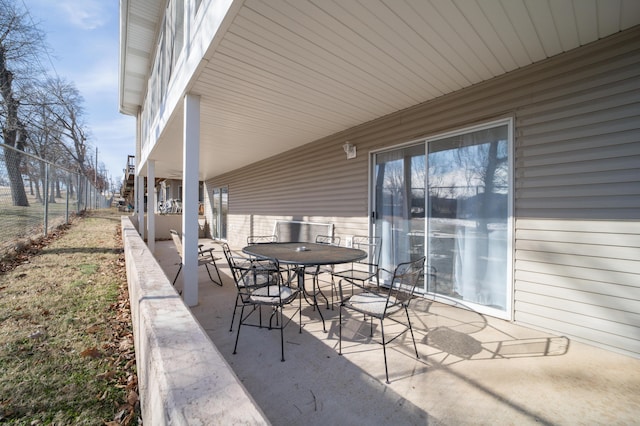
119, 0, 640, 180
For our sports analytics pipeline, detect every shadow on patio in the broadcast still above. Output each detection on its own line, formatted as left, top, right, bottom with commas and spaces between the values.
154, 239, 640, 425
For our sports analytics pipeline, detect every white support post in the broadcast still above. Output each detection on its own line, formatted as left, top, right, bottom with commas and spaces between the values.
182, 93, 200, 306
147, 160, 156, 253
135, 110, 142, 236
137, 175, 145, 240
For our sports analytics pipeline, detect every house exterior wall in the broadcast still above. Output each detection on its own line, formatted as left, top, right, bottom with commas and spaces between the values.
511, 30, 640, 358
204, 27, 640, 357
166, 179, 182, 200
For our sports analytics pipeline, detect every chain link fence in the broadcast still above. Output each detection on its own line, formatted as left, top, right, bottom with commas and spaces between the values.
0, 143, 111, 256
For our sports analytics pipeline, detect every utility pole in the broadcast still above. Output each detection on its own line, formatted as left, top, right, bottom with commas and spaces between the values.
95, 147, 98, 208
95, 147, 98, 186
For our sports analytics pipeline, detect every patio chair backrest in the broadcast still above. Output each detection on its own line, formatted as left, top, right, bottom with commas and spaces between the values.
221, 242, 246, 285
170, 229, 183, 257
315, 235, 341, 246
387, 256, 426, 309
274, 220, 333, 243
247, 235, 278, 245
221, 242, 277, 291
352, 235, 381, 268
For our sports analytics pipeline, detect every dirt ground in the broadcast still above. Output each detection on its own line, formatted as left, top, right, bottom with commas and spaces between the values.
0, 209, 138, 425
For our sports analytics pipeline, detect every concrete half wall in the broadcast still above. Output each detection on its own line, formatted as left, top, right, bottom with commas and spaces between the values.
127, 214, 208, 240
121, 216, 268, 424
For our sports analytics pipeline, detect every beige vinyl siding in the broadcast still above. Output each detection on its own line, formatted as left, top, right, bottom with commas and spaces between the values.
512, 29, 640, 356
205, 27, 640, 357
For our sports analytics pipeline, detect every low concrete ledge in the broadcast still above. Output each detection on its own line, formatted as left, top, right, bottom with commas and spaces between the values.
128, 214, 207, 240
121, 216, 269, 425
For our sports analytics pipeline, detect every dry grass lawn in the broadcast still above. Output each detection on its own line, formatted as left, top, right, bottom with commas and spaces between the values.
0, 209, 138, 425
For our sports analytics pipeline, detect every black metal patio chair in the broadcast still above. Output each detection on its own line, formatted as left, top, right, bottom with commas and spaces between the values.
331, 235, 381, 303
221, 242, 267, 332
229, 255, 302, 362
170, 229, 222, 287
338, 256, 426, 384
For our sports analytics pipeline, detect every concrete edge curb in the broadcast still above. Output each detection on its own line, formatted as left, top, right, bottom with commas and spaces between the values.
121, 216, 269, 425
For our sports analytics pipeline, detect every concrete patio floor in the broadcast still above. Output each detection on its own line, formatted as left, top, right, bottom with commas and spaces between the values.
154, 239, 640, 425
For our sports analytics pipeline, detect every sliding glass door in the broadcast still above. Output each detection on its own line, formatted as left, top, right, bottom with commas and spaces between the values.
373, 120, 512, 317
373, 144, 426, 278
211, 186, 228, 240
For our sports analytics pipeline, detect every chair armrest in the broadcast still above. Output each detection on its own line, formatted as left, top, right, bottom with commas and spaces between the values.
378, 267, 393, 281
199, 247, 214, 255
198, 246, 223, 262
231, 255, 253, 268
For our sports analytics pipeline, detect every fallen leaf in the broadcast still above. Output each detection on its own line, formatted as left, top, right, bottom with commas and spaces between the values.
80, 347, 101, 358
86, 325, 101, 333
125, 376, 138, 391
119, 338, 133, 351
127, 390, 139, 406
97, 370, 116, 380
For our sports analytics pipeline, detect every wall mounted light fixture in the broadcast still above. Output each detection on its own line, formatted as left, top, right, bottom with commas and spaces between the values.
343, 142, 357, 159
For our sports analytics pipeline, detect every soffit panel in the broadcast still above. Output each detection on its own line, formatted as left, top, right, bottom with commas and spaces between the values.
125, 0, 640, 179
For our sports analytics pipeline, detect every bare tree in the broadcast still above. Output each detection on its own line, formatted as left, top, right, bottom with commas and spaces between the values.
0, 0, 43, 206
43, 78, 90, 173
18, 81, 55, 203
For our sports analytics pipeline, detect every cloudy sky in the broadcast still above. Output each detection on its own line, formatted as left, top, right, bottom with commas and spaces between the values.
23, 0, 136, 189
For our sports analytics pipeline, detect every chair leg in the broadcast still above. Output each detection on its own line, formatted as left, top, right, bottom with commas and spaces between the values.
380, 319, 390, 384
279, 307, 285, 362
212, 258, 223, 286
233, 305, 245, 355
330, 274, 337, 310
338, 303, 343, 355
204, 263, 223, 287
229, 293, 240, 332
172, 264, 182, 285
269, 306, 279, 329
405, 307, 420, 359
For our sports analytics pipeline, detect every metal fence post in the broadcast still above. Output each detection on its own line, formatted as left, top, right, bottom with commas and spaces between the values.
66, 173, 70, 224
76, 174, 81, 213
43, 162, 49, 237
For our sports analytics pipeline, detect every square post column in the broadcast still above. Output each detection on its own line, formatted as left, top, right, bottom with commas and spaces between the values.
147, 160, 156, 253
135, 111, 143, 237
137, 175, 145, 240
182, 93, 200, 306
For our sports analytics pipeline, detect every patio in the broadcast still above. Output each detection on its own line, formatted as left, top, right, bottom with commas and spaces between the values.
153, 238, 640, 425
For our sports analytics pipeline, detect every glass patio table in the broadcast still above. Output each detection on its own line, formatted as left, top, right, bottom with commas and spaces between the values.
242, 242, 367, 331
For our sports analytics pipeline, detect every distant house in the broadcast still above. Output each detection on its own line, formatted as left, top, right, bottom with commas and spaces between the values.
119, 1, 640, 358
